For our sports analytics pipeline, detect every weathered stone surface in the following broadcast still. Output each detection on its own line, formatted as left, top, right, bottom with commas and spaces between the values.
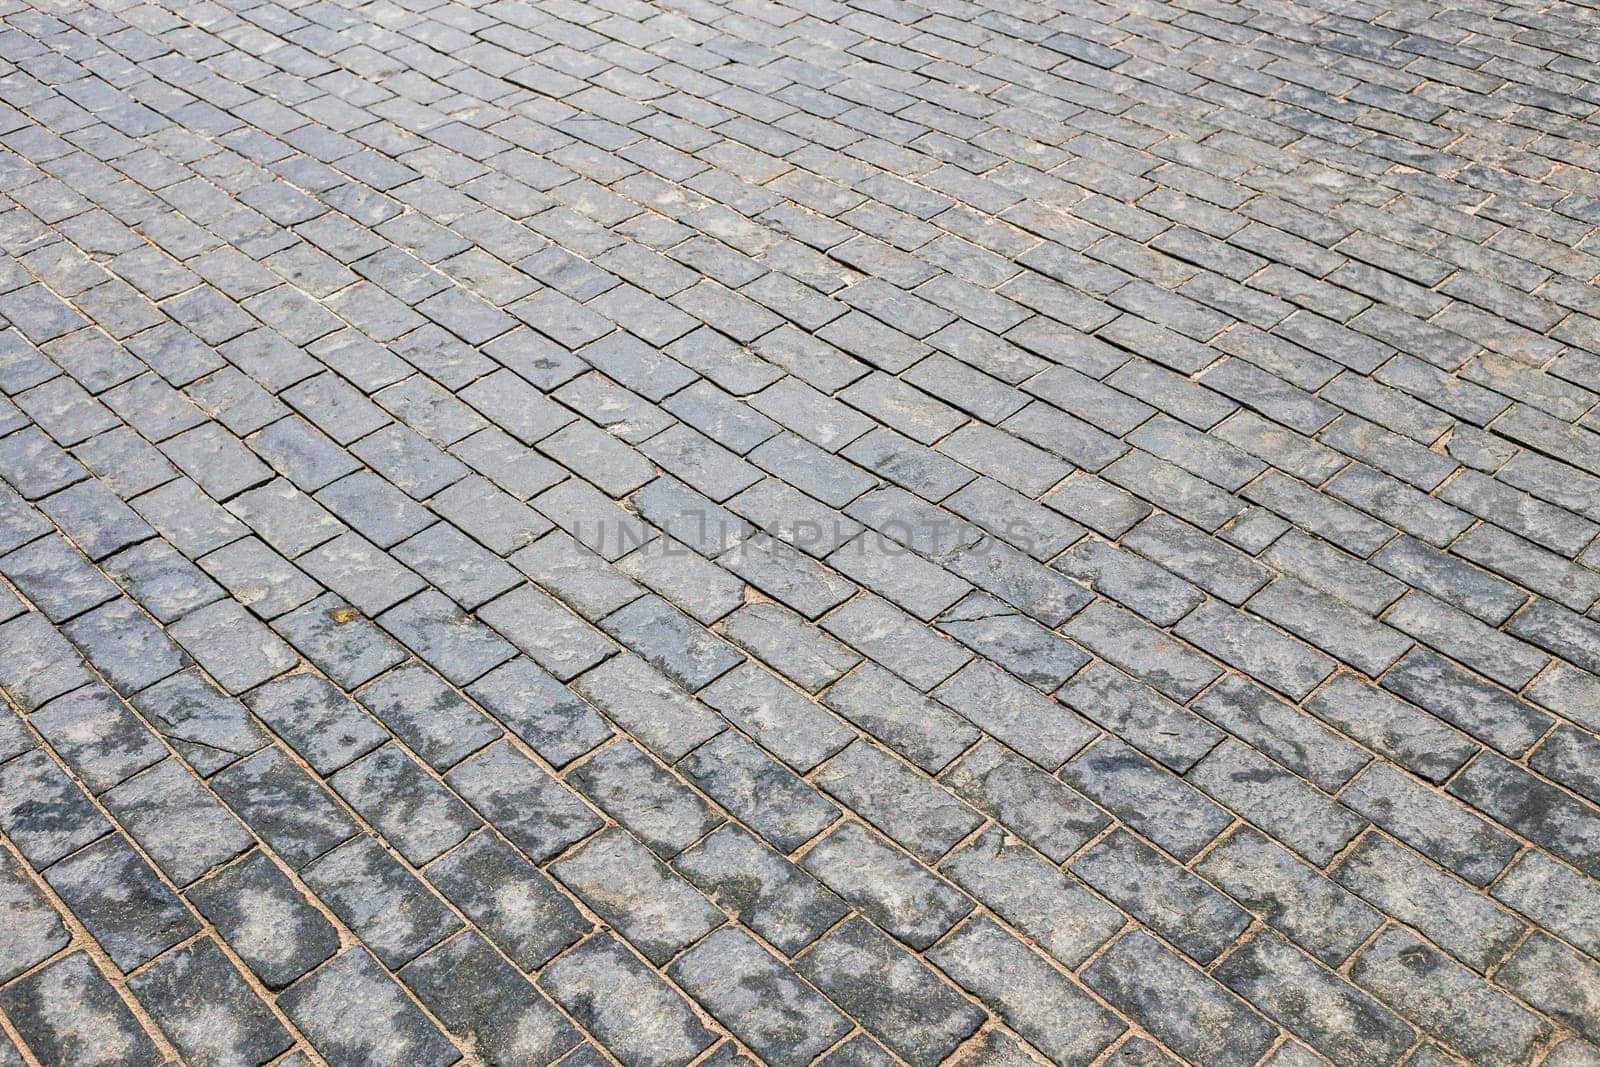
0, 0, 1596, 1052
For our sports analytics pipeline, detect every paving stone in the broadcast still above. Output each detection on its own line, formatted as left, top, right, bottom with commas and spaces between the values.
128, 936, 293, 1067
1385, 592, 1549, 691
0, 844, 68, 983
601, 593, 743, 691
700, 662, 854, 772
303, 835, 460, 968
1497, 933, 1600, 1046
1057, 661, 1221, 772
477, 583, 615, 681
1248, 578, 1412, 677
168, 598, 299, 694
799, 917, 985, 1067
1084, 932, 1278, 1067
279, 947, 460, 1067
680, 731, 837, 852
1381, 648, 1552, 757
541, 934, 716, 1067
1, 533, 120, 624
1066, 602, 1222, 702
1215, 931, 1414, 1067
101, 758, 253, 887
132, 667, 270, 776
1350, 926, 1546, 1065
567, 739, 721, 858
244, 673, 387, 775
101, 538, 225, 623
1199, 826, 1383, 967
30, 684, 164, 795
675, 824, 848, 956
801, 819, 971, 949
572, 653, 724, 762
670, 927, 852, 1067
1194, 675, 1370, 791
0, 952, 161, 1067
44, 833, 198, 973
815, 741, 983, 863
1531, 723, 1600, 806
0, 747, 110, 869
1187, 740, 1365, 865
188, 851, 339, 989
930, 916, 1126, 1067
823, 661, 978, 773
1056, 537, 1205, 627
445, 741, 602, 861
274, 593, 409, 689
942, 826, 1124, 968
330, 743, 481, 864
1074, 829, 1251, 964
1341, 763, 1518, 886
5, 3, 1600, 1049
401, 931, 579, 1065
211, 746, 359, 870
1448, 752, 1600, 875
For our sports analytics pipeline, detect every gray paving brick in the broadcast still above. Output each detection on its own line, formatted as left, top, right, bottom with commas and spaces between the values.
3, 1, 1599, 1050
799, 917, 984, 1067
0, 845, 68, 983
1305, 671, 1477, 783
573, 653, 724, 762
670, 927, 852, 1067
1199, 826, 1382, 967
128, 935, 293, 1067
466, 655, 612, 765
1249, 578, 1412, 676
1084, 932, 1277, 1067
1066, 601, 1222, 703
0, 952, 161, 1067
45, 833, 197, 973
329, 743, 480, 864
1341, 763, 1518, 886
1058, 661, 1220, 772
1333, 833, 1523, 975
815, 741, 983, 863
1497, 933, 1600, 1046
279, 947, 459, 1067
1075, 829, 1250, 964
1061, 738, 1231, 861
401, 931, 579, 1066
1449, 753, 1600, 874
131, 667, 269, 776
1350, 926, 1546, 1066
444, 742, 602, 862
552, 827, 723, 965
1195, 675, 1370, 790
1187, 740, 1365, 865
541, 934, 715, 1067
101, 757, 253, 888
675, 824, 848, 956
932, 916, 1126, 1066
1216, 931, 1414, 1067
1056, 537, 1204, 626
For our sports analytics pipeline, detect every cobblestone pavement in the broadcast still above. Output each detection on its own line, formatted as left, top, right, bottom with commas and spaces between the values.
3, 0, 1600, 1062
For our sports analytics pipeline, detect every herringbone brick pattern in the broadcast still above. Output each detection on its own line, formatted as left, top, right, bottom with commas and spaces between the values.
1, 0, 1599, 1063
